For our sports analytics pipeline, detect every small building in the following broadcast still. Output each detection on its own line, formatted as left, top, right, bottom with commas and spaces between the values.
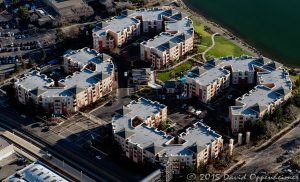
0, 137, 14, 161
132, 68, 151, 85
4, 162, 69, 182
41, 0, 93, 22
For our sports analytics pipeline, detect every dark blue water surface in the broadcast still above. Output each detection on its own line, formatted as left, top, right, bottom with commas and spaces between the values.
184, 0, 300, 67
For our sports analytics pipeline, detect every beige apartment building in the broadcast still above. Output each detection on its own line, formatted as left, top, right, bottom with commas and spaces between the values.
14, 48, 114, 115
184, 56, 292, 133
93, 8, 194, 69
229, 65, 292, 133
184, 63, 231, 103
112, 98, 223, 179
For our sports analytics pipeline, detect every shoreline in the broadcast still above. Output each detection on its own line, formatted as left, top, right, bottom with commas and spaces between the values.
176, 0, 260, 56
174, 0, 299, 68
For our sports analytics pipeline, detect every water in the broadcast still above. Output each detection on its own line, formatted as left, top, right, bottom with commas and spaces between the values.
184, 0, 300, 67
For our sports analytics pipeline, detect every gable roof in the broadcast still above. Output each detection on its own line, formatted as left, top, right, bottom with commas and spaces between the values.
121, 9, 135, 16
30, 88, 47, 96
250, 103, 267, 113
265, 61, 282, 70
187, 143, 207, 154
115, 129, 135, 139
94, 72, 110, 81
97, 22, 109, 29
116, 106, 132, 116
189, 67, 207, 77
207, 59, 222, 67
101, 53, 111, 61
68, 86, 85, 95
274, 86, 291, 96
145, 143, 165, 155
170, 12, 187, 20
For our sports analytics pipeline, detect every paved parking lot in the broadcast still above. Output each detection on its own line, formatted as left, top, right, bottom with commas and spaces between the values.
168, 108, 201, 135
50, 114, 106, 147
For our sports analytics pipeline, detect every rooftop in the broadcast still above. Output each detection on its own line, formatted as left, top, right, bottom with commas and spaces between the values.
187, 64, 230, 86
0, 136, 12, 151
112, 98, 221, 156
93, 8, 194, 51
15, 48, 114, 97
49, 0, 84, 9
5, 162, 69, 182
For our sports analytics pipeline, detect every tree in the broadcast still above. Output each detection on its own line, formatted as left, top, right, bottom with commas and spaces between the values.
19, 57, 26, 69
14, 63, 19, 73
19, 6, 29, 22
262, 112, 270, 121
157, 120, 169, 131
12, 0, 19, 5
295, 78, 300, 88
55, 29, 65, 42
273, 107, 283, 123
244, 119, 267, 141
197, 162, 208, 173
40, 49, 47, 63
183, 164, 195, 174
293, 92, 300, 107
27, 59, 33, 69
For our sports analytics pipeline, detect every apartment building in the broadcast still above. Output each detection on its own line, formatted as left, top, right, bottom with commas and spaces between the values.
14, 48, 114, 115
112, 98, 223, 179
184, 62, 231, 103
183, 56, 292, 132
230, 63, 292, 132
93, 17, 141, 52
93, 8, 194, 69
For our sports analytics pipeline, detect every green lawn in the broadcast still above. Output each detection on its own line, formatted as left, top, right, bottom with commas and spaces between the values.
289, 74, 299, 82
207, 35, 250, 58
157, 60, 194, 82
192, 18, 250, 58
292, 152, 300, 169
192, 19, 212, 53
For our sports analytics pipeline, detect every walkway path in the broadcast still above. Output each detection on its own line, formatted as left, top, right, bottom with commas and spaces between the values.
202, 33, 218, 62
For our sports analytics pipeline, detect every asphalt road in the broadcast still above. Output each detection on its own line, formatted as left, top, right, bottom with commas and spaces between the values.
0, 104, 142, 182
91, 88, 133, 122
234, 123, 300, 174
0, 125, 96, 182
